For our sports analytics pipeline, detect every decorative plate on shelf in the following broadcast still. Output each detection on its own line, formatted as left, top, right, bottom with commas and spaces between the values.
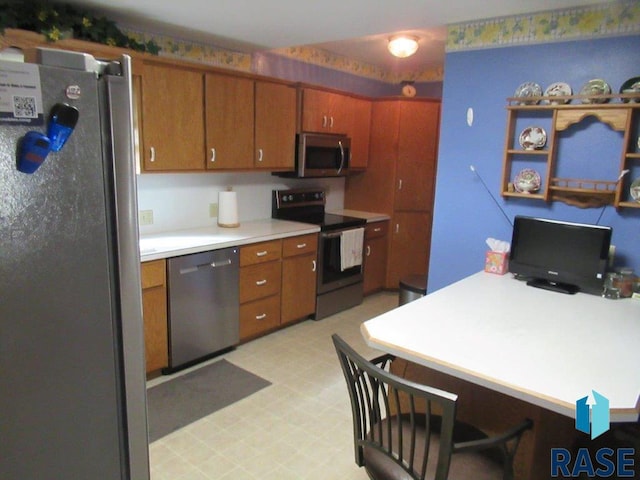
514, 82, 542, 105
518, 126, 547, 150
579, 79, 611, 103
544, 82, 572, 104
630, 178, 640, 203
620, 76, 640, 103
513, 169, 541, 194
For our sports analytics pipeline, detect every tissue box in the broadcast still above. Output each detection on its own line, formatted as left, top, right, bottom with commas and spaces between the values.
485, 251, 509, 275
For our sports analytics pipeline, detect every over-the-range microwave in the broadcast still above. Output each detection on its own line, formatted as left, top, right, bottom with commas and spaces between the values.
274, 132, 351, 178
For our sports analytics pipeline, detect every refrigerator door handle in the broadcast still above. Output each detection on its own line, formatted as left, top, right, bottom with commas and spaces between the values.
104, 54, 150, 480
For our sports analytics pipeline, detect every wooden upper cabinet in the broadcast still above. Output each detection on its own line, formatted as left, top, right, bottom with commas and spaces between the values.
205, 73, 254, 170
138, 60, 296, 173
394, 101, 441, 211
140, 62, 205, 171
254, 81, 296, 169
301, 88, 351, 133
300, 87, 371, 168
349, 96, 372, 169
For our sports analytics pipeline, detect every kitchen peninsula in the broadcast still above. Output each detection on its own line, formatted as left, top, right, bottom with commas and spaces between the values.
361, 271, 640, 480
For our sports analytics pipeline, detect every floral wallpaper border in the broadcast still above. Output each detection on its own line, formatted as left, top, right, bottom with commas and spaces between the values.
122, 2, 639, 85
269, 45, 444, 84
123, 28, 254, 72
447, 1, 640, 52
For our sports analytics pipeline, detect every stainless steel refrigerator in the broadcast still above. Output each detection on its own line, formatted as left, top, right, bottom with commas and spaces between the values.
0, 49, 149, 479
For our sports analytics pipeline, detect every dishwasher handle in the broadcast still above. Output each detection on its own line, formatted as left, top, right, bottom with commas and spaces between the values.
179, 258, 233, 275
211, 259, 232, 268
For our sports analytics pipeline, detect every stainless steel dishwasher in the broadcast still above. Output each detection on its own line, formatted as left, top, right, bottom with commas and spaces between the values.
166, 247, 239, 372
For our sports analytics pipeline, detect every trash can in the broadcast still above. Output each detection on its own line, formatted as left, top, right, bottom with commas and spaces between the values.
399, 274, 427, 306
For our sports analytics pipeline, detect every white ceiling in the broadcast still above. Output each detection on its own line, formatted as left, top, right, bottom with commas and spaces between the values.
66, 0, 602, 76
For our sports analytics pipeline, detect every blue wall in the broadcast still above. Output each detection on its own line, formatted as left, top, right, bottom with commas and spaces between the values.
429, 35, 640, 293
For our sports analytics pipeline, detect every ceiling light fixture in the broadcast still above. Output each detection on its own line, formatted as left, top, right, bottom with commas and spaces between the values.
387, 35, 419, 58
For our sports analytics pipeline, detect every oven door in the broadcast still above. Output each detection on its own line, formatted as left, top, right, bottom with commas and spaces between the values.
317, 227, 364, 294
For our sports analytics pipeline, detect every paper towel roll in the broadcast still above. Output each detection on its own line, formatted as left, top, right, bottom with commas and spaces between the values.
218, 191, 239, 227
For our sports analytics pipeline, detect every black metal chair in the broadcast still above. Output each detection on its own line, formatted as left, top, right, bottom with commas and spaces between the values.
332, 334, 532, 480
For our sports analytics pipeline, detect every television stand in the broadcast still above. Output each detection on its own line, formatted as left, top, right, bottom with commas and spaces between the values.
526, 278, 579, 295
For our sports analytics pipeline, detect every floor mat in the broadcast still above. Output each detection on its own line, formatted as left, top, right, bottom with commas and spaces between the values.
146, 359, 271, 442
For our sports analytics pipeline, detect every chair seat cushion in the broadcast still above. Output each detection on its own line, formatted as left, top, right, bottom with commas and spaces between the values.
363, 416, 504, 480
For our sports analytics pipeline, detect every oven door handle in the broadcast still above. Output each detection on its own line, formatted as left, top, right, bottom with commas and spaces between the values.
336, 140, 345, 175
322, 231, 343, 239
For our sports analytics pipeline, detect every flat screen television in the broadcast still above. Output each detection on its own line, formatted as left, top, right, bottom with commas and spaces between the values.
509, 216, 612, 295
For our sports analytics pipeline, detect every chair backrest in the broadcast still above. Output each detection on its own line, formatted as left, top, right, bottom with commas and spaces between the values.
332, 334, 459, 480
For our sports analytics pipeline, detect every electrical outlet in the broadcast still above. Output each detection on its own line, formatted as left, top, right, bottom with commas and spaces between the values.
209, 203, 218, 218
139, 209, 154, 226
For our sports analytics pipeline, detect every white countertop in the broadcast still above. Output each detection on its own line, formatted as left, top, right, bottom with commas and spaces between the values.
139, 210, 388, 262
139, 218, 319, 262
329, 209, 390, 223
362, 271, 640, 422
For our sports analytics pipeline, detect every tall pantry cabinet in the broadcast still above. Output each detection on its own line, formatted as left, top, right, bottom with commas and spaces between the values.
345, 98, 441, 290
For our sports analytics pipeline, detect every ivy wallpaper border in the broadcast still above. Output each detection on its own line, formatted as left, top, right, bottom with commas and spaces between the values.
123, 28, 254, 72
447, 1, 640, 52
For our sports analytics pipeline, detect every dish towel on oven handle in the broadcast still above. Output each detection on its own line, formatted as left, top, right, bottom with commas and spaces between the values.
340, 227, 365, 271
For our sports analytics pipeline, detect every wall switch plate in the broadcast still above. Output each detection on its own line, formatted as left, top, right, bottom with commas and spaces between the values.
209, 203, 218, 218
139, 209, 154, 226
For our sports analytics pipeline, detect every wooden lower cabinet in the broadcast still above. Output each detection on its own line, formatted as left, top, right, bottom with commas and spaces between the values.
239, 240, 282, 342
239, 261, 281, 304
281, 234, 318, 325
386, 213, 432, 290
239, 295, 281, 340
239, 234, 318, 341
140, 260, 168, 374
363, 221, 388, 295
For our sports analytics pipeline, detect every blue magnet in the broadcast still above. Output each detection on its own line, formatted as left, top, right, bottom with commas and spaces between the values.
17, 131, 52, 174
48, 103, 79, 152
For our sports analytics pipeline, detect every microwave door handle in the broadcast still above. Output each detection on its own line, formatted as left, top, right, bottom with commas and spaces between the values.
337, 140, 345, 175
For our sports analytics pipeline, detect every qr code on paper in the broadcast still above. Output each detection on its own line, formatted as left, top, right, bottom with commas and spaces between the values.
13, 95, 37, 119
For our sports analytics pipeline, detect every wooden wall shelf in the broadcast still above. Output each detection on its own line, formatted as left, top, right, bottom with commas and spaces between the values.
501, 92, 640, 209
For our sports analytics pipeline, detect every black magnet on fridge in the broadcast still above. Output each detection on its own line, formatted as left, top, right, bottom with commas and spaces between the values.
17, 131, 52, 173
47, 103, 79, 152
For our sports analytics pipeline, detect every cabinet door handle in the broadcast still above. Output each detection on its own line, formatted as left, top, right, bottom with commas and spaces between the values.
322, 115, 328, 128
296, 243, 307, 249
255, 313, 267, 320
329, 116, 334, 128
210, 148, 216, 163
366, 245, 371, 257
312, 260, 316, 272
398, 179, 403, 190
256, 279, 267, 286
395, 224, 400, 234
257, 148, 263, 162
149, 146, 155, 162
373, 227, 381, 232
256, 251, 268, 257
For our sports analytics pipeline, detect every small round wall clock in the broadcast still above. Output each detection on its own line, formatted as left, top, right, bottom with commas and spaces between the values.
402, 84, 416, 97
